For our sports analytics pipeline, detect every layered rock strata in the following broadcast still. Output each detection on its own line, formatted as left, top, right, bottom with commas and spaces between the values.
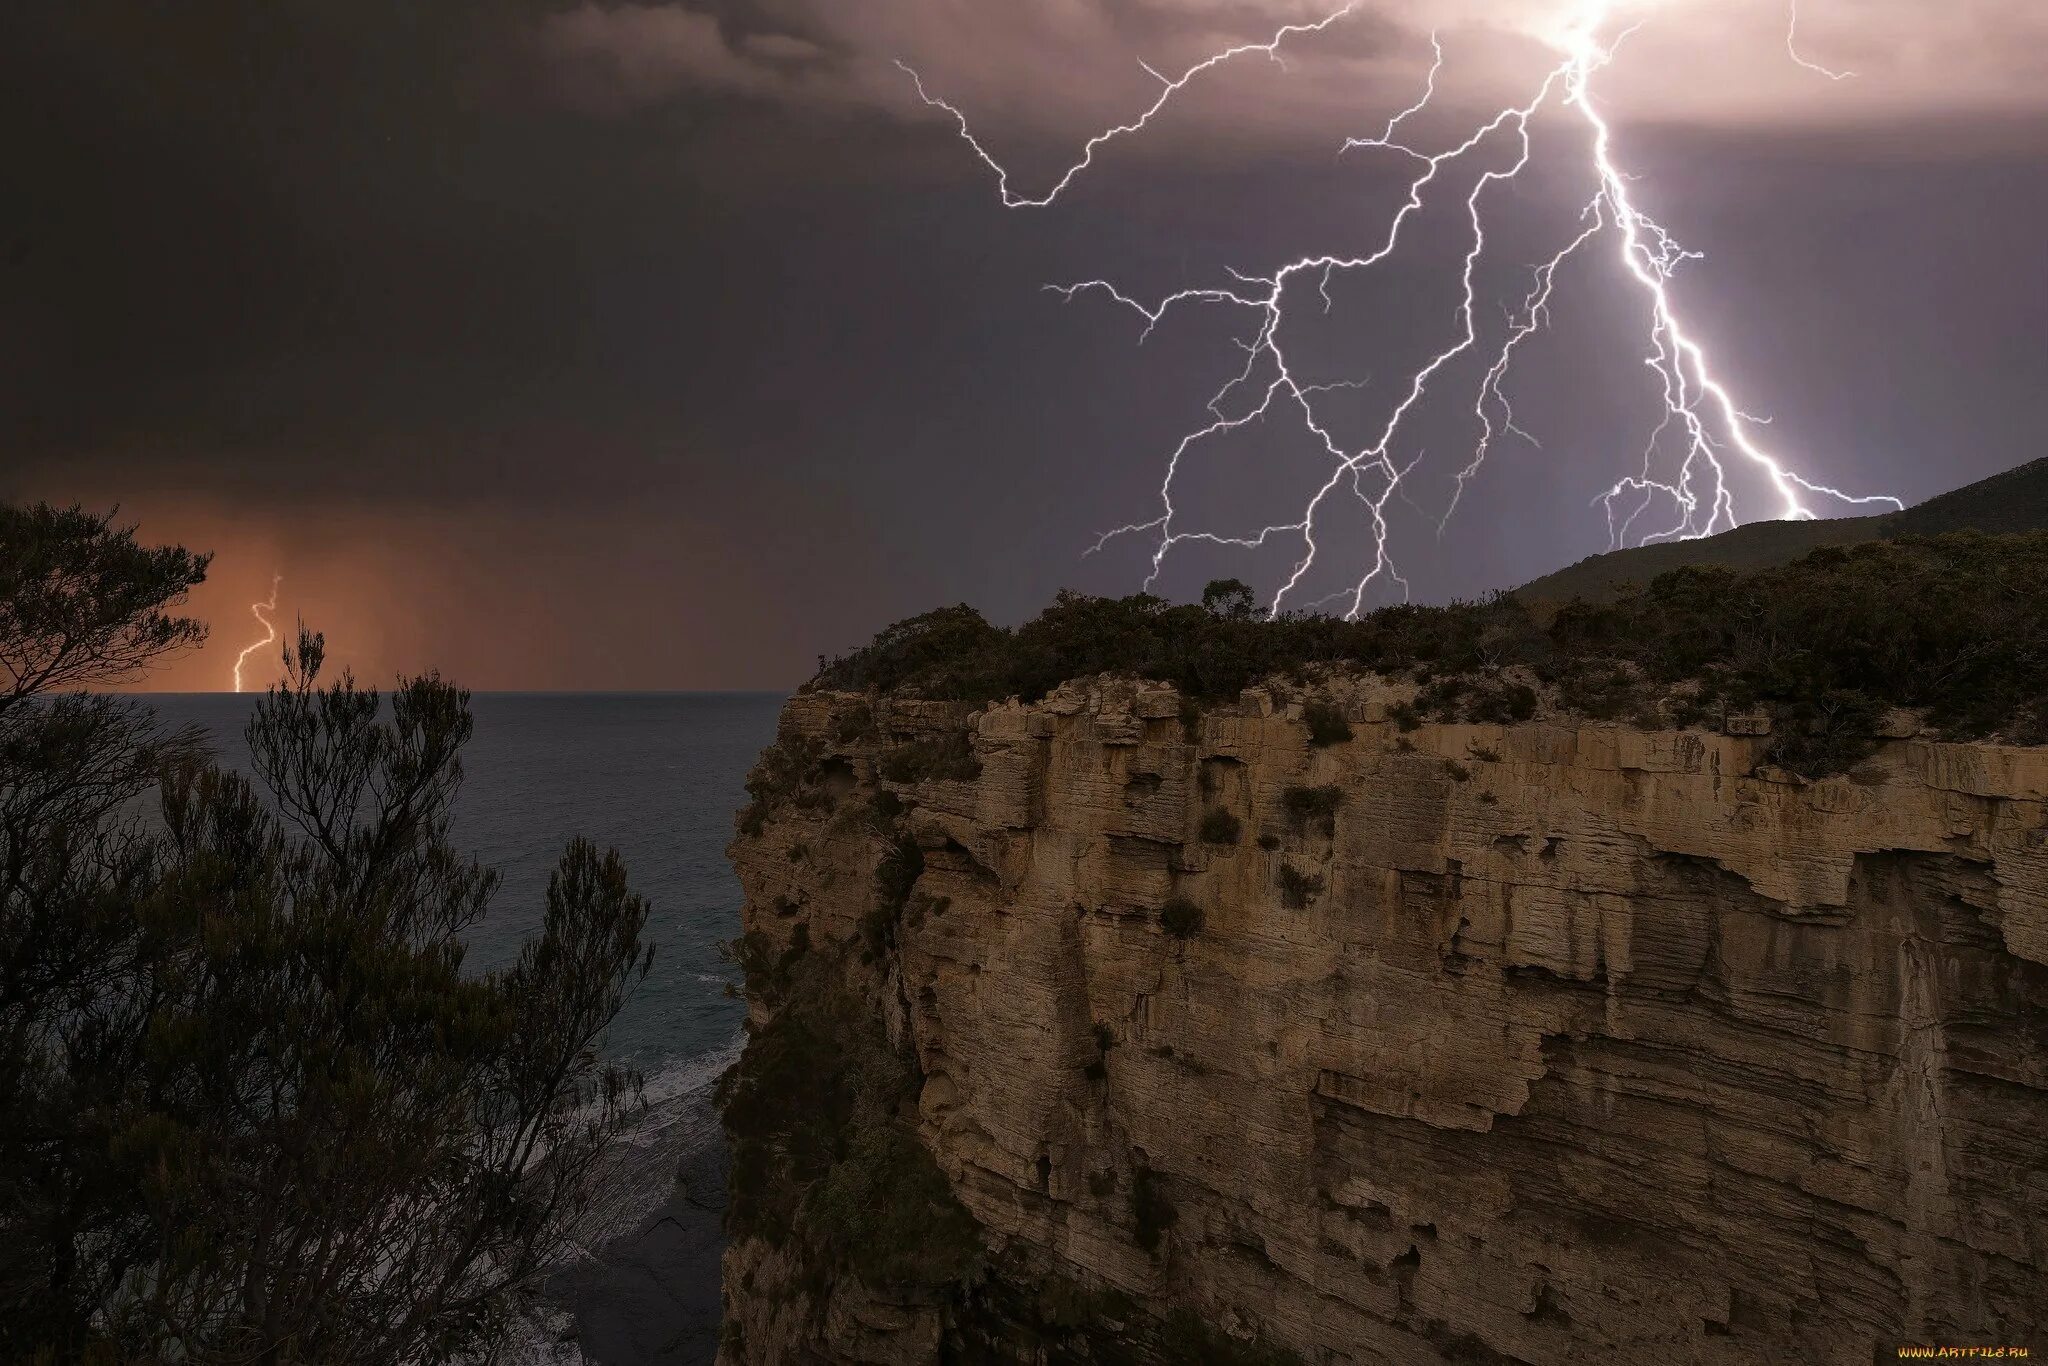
720, 677, 2048, 1363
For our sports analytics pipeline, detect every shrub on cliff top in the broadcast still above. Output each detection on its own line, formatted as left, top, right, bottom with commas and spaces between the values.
1464, 677, 1540, 725
813, 583, 1527, 707
806, 535, 2048, 776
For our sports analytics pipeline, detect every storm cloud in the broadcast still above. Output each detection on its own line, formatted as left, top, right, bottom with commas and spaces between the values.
3, 0, 2044, 690
536, 0, 2048, 132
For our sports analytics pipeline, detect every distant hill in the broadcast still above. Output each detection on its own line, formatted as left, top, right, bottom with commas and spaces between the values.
1887, 456, 2048, 538
1516, 457, 2048, 604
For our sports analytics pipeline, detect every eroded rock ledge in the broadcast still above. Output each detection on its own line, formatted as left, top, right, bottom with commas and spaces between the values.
719, 676, 2048, 1364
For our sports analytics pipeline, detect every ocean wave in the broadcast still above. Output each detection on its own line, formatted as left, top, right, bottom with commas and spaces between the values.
624, 1035, 744, 1129
564, 1035, 743, 1246
503, 1034, 744, 1365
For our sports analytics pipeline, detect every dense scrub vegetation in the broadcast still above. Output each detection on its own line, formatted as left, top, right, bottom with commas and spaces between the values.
722, 735, 984, 1321
811, 534, 2048, 775
717, 944, 982, 1295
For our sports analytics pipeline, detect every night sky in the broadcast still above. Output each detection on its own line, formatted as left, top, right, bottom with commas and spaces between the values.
6, 0, 2045, 691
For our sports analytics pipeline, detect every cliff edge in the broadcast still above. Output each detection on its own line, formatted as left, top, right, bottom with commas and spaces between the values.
718, 677, 2048, 1363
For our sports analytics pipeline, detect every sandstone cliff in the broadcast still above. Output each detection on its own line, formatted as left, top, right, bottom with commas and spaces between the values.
718, 676, 2048, 1363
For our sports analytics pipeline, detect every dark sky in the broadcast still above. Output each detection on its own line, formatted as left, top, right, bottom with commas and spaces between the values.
5, 0, 2045, 691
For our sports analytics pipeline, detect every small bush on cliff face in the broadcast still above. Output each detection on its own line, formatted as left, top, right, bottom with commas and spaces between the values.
1282, 785, 1345, 837
1303, 700, 1353, 747
905, 891, 950, 931
1278, 865, 1324, 910
1160, 897, 1204, 938
1199, 807, 1243, 845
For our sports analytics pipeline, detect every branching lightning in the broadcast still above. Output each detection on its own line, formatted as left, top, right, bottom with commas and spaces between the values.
232, 574, 282, 694
894, 8, 1359, 211
901, 0, 1900, 617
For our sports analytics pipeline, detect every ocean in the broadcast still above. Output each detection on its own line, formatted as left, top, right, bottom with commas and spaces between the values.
145, 690, 786, 1365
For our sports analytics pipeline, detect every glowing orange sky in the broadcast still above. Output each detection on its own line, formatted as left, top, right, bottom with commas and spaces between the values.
48, 491, 831, 694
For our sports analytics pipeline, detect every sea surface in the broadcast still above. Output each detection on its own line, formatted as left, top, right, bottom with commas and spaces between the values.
145, 691, 786, 1364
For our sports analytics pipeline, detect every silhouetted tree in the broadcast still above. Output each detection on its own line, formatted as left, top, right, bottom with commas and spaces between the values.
0, 505, 654, 1364
1200, 577, 1258, 621
0, 503, 209, 709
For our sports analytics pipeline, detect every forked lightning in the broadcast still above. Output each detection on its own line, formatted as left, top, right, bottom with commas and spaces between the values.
232, 574, 282, 693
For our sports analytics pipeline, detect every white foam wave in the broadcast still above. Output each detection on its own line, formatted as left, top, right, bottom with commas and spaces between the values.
500, 1034, 745, 1364
565, 1035, 743, 1243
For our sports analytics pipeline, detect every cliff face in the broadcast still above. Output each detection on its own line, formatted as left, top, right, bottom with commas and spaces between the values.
719, 677, 2048, 1364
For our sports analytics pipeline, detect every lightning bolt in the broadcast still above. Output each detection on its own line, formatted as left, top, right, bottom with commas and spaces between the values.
894, 7, 1361, 210
902, 0, 1900, 617
1786, 0, 1855, 81
232, 574, 282, 694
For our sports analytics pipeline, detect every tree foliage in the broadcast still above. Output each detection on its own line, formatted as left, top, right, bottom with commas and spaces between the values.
0, 505, 653, 1364
0, 503, 209, 706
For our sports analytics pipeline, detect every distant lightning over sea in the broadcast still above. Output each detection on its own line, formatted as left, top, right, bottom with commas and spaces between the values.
901, 0, 1899, 617
232, 574, 282, 694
